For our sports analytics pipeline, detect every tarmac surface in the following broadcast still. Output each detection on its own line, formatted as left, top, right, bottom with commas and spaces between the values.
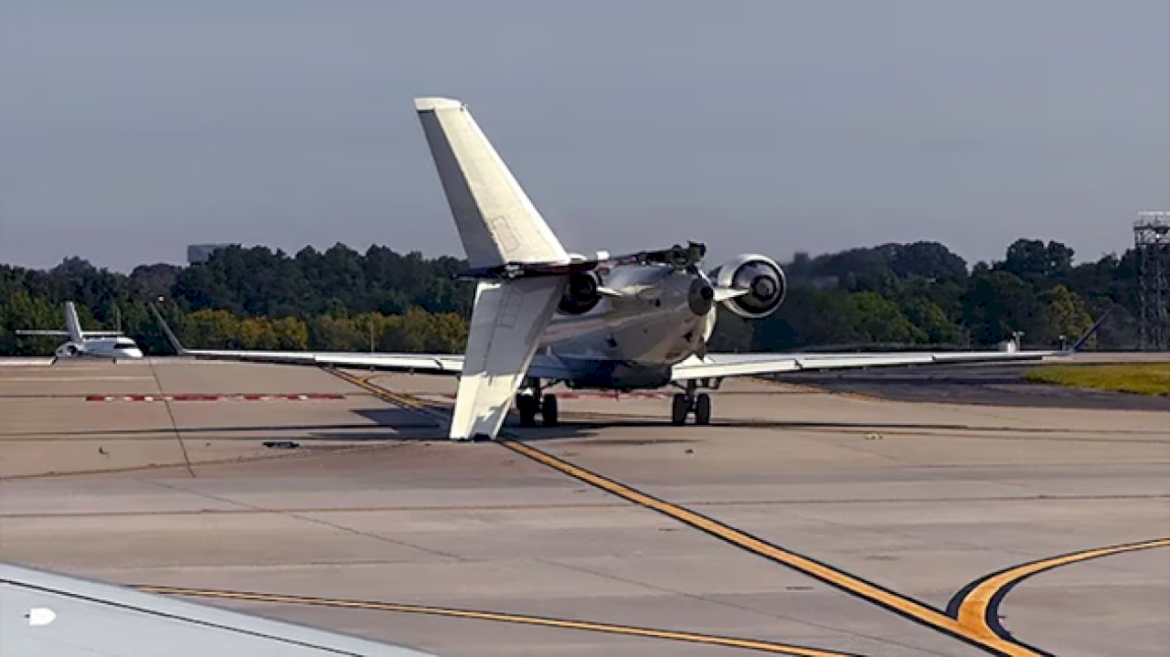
1, 357, 1168, 656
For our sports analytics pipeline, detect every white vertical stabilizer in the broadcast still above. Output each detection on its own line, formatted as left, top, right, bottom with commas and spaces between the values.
63, 302, 83, 343
415, 97, 568, 268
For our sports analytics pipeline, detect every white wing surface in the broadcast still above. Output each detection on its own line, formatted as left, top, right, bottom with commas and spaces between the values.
671, 349, 1059, 380
0, 563, 439, 656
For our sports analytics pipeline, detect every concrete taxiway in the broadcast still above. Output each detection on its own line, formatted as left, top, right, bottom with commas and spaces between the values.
1, 358, 1167, 656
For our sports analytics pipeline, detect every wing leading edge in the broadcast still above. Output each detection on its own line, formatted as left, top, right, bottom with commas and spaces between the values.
148, 304, 463, 374
670, 349, 1060, 380
0, 563, 439, 656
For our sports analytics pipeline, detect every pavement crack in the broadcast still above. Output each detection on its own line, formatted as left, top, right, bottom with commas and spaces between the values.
145, 358, 195, 478
144, 479, 462, 561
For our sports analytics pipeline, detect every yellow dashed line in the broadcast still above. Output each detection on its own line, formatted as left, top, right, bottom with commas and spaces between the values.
139, 586, 855, 656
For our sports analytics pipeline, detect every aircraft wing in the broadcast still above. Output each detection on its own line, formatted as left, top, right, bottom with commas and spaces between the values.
170, 347, 466, 374
0, 563, 438, 656
671, 349, 1060, 381
147, 304, 591, 384
14, 330, 71, 337
148, 304, 462, 374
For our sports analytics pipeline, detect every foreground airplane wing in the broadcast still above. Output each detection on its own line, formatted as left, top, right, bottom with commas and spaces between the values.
671, 348, 1059, 380
0, 563, 438, 656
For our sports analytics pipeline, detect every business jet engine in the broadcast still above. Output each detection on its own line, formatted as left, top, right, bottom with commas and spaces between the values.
710, 254, 787, 319
56, 343, 81, 358
557, 271, 603, 315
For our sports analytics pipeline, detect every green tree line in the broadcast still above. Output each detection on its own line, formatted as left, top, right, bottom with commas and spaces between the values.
0, 239, 1144, 357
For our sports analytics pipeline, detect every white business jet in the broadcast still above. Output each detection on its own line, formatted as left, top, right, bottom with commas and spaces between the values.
151, 97, 1068, 440
16, 301, 143, 363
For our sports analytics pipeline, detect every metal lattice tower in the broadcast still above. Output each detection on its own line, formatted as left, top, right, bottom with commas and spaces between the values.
1135, 211, 1170, 351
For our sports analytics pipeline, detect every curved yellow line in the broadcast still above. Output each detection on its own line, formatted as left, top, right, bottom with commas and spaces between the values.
334, 372, 1165, 657
139, 586, 853, 657
955, 537, 1170, 641
500, 439, 1043, 657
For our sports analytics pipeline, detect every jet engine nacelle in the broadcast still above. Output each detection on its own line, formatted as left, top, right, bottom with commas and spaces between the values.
56, 343, 82, 358
710, 254, 787, 319
557, 271, 602, 315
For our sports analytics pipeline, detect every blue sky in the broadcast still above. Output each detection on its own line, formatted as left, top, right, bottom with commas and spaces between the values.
1, 0, 1167, 271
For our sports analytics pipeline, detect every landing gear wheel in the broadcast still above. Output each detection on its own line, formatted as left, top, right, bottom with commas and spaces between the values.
516, 394, 539, 427
671, 393, 689, 426
694, 393, 711, 425
541, 393, 559, 427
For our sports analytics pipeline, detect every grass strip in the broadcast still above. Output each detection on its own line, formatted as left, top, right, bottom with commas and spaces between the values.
1025, 363, 1170, 396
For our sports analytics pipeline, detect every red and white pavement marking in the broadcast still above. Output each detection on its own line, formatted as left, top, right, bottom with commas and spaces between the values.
85, 393, 347, 403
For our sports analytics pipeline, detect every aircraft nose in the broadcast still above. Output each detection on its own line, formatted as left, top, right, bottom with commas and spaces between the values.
127, 348, 144, 359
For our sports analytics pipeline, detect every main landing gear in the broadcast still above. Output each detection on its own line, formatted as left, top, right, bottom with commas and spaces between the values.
515, 379, 559, 428
671, 380, 712, 426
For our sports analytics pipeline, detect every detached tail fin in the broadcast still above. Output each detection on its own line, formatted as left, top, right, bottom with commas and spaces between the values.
63, 302, 84, 343
414, 97, 568, 268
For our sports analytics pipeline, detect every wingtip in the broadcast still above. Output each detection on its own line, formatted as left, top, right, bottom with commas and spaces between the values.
414, 97, 464, 112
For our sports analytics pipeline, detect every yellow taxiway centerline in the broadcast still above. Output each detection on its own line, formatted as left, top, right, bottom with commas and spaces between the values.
330, 368, 1165, 657
138, 585, 855, 657
498, 439, 1043, 657
951, 537, 1170, 643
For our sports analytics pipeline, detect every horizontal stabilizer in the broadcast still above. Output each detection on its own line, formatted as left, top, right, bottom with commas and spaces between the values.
455, 260, 600, 281
454, 242, 711, 281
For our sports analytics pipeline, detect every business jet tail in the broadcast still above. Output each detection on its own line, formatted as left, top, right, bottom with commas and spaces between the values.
63, 302, 84, 343
415, 97, 566, 439
15, 301, 118, 340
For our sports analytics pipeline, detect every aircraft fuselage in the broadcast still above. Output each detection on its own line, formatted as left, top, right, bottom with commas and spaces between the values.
536, 264, 716, 388
55, 338, 144, 361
